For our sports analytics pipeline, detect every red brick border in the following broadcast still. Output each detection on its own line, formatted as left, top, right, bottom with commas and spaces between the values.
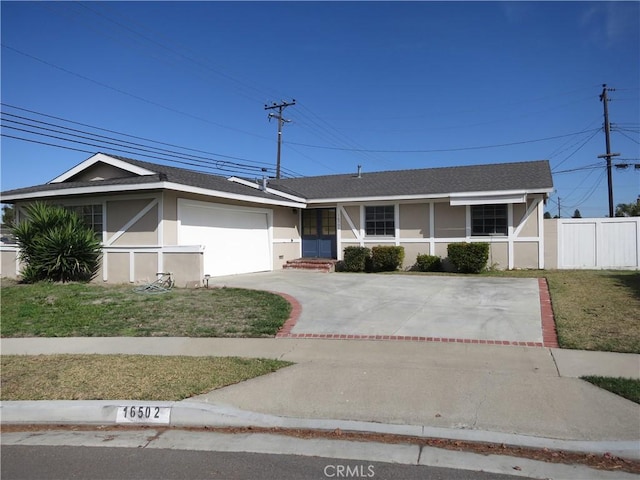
538, 277, 559, 348
275, 278, 559, 349
274, 292, 302, 337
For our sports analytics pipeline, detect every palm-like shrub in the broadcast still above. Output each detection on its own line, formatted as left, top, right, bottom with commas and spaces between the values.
12, 202, 102, 283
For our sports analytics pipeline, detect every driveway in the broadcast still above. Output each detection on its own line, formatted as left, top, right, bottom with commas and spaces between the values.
213, 271, 544, 344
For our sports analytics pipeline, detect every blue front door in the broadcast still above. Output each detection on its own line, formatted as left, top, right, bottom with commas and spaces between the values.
302, 208, 337, 259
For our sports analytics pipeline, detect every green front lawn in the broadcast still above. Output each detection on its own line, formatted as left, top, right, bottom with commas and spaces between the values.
0, 279, 291, 338
581, 376, 640, 404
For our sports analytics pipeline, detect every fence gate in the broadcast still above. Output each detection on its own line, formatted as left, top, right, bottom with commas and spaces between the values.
557, 218, 640, 269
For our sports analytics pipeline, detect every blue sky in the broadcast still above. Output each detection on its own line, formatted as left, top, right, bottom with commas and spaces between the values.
1, 1, 638, 217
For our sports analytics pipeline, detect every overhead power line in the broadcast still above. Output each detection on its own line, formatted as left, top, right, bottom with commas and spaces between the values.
0, 105, 303, 178
285, 129, 601, 154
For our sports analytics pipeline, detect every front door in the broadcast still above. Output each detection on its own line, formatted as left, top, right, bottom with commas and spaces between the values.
302, 208, 337, 258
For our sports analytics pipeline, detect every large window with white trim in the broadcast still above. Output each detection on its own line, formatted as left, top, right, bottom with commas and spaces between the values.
365, 205, 395, 236
471, 204, 507, 236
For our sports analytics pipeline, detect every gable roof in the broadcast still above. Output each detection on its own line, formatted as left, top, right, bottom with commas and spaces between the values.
270, 160, 553, 202
0, 153, 305, 207
1, 153, 553, 206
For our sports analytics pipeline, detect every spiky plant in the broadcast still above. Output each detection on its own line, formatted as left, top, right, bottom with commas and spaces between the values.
12, 202, 101, 283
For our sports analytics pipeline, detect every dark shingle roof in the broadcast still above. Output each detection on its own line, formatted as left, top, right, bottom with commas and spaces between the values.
0, 154, 288, 203
269, 160, 553, 200
1, 154, 552, 203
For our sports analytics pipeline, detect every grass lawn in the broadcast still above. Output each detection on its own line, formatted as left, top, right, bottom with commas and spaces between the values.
479, 269, 639, 353
403, 269, 640, 353
0, 354, 292, 401
581, 376, 640, 404
0, 279, 291, 338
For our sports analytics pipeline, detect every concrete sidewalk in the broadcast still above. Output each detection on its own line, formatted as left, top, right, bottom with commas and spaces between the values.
2, 337, 639, 457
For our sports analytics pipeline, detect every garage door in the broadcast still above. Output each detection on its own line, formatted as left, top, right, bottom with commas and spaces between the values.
178, 199, 272, 277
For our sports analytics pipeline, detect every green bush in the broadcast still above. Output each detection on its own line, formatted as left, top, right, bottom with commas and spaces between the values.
415, 254, 441, 272
447, 242, 489, 274
342, 246, 371, 272
371, 246, 405, 272
12, 202, 102, 283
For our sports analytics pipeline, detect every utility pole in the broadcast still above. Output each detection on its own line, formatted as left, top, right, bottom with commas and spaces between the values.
598, 84, 620, 217
557, 197, 561, 218
265, 99, 296, 179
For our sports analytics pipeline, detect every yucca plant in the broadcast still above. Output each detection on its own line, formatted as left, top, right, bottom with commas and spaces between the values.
12, 202, 101, 283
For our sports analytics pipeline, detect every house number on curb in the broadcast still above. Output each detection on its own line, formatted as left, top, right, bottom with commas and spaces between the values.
116, 406, 171, 424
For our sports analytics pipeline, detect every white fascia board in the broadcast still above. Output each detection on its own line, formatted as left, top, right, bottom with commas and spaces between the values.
2, 181, 306, 208
450, 193, 527, 206
162, 182, 306, 208
50, 153, 156, 183
227, 177, 307, 204
306, 193, 449, 204
228, 176, 260, 189
1, 183, 167, 201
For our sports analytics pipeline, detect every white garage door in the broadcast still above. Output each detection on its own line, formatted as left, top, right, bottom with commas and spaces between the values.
178, 199, 272, 277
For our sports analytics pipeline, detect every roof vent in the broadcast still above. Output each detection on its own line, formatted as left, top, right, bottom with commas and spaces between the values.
357, 165, 362, 178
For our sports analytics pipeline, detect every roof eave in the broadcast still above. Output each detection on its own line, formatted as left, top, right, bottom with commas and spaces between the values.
1, 181, 307, 208
306, 187, 553, 204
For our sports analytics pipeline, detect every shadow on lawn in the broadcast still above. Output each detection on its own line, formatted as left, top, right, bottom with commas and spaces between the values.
606, 271, 640, 301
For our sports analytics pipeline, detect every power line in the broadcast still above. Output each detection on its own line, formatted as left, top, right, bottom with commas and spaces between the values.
285, 129, 601, 153
1, 44, 271, 141
0, 104, 303, 178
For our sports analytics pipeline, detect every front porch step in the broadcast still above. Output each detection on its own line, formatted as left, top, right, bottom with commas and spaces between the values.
283, 258, 338, 273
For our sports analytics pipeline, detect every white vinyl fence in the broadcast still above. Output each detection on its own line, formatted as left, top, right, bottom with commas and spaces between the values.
557, 217, 640, 270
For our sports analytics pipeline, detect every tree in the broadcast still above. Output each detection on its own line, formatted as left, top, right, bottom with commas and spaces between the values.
1, 204, 15, 226
543, 211, 552, 219
11, 202, 102, 283
615, 200, 640, 217
572, 209, 582, 218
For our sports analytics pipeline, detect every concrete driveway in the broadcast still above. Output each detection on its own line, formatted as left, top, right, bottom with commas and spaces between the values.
213, 271, 544, 344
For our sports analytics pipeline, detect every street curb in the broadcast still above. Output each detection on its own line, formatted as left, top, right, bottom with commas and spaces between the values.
2, 400, 638, 460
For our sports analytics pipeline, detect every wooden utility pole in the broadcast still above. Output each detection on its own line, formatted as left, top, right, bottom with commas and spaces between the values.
598, 85, 619, 217
265, 100, 295, 179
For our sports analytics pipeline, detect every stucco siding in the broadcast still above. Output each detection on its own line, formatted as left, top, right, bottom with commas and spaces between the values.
514, 242, 540, 269
164, 252, 203, 287
434, 203, 466, 238
544, 218, 558, 269
162, 191, 179, 245
487, 242, 509, 269
514, 199, 540, 237
340, 206, 360, 240
399, 204, 429, 238
273, 207, 299, 239
70, 163, 136, 182
135, 253, 158, 282
106, 252, 130, 283
106, 199, 158, 245
273, 242, 301, 269
1, 249, 18, 278
399, 242, 430, 270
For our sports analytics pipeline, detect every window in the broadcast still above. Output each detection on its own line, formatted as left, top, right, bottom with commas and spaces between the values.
365, 205, 395, 236
67, 205, 103, 236
471, 204, 507, 236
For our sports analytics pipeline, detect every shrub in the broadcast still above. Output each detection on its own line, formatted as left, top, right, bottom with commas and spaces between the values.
447, 242, 489, 274
342, 246, 371, 272
415, 254, 441, 272
371, 246, 405, 272
12, 202, 102, 283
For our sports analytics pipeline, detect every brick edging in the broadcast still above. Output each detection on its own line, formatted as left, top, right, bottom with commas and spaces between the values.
275, 281, 558, 349
538, 277, 559, 348
274, 292, 302, 337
